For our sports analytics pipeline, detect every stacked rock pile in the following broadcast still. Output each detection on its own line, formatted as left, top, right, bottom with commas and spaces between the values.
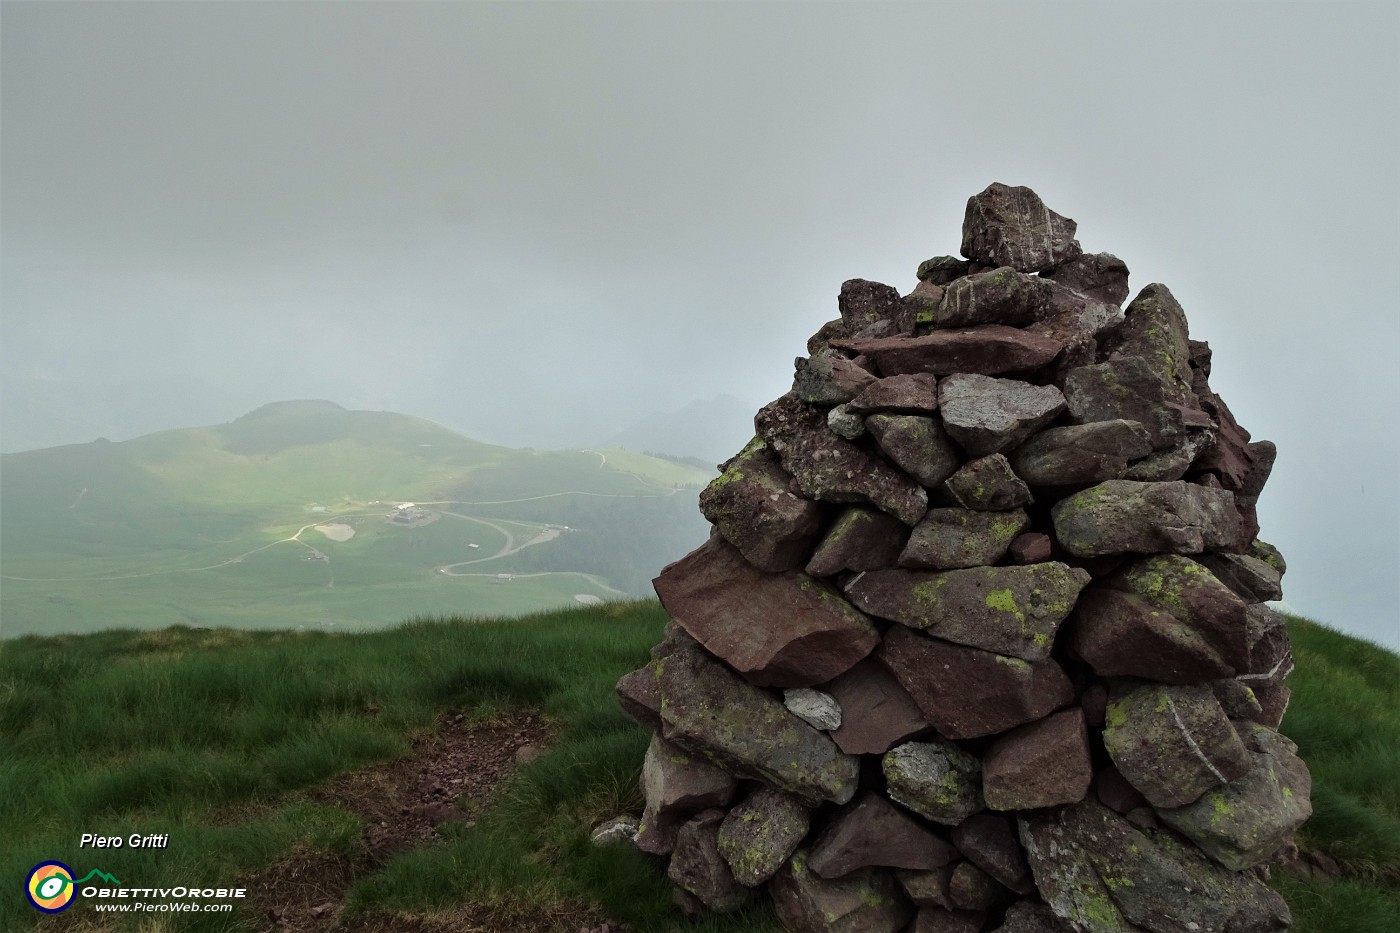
611, 183, 1308, 933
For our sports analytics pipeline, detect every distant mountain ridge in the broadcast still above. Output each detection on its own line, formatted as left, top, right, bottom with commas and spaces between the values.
602, 393, 757, 465
1, 401, 713, 636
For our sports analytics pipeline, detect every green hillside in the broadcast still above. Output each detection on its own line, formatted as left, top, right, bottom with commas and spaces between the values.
0, 609, 1394, 931
0, 401, 714, 637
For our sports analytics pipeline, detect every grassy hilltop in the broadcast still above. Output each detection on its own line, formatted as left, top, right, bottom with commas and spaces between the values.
0, 606, 1396, 932
0, 401, 713, 637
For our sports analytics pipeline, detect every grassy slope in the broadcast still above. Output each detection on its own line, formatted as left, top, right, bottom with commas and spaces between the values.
0, 609, 1395, 931
1, 403, 712, 637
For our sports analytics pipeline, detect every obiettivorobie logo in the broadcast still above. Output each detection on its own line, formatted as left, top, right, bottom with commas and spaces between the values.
25, 862, 121, 913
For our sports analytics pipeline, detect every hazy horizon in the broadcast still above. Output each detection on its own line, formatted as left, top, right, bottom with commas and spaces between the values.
3, 2, 1396, 648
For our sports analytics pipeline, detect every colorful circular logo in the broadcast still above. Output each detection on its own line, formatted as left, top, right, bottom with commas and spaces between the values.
26, 862, 76, 913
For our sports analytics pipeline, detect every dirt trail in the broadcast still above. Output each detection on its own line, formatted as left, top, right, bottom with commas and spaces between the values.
244, 709, 623, 933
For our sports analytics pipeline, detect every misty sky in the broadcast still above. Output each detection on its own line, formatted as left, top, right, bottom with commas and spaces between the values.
2, 1, 1397, 648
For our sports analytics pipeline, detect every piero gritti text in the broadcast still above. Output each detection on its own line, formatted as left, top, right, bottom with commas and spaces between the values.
80, 833, 169, 849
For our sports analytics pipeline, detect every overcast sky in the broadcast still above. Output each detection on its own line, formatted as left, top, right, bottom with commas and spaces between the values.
2, 1, 1396, 647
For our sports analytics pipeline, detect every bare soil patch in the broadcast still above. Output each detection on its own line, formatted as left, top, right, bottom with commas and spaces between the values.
243, 709, 621, 933
313, 524, 356, 542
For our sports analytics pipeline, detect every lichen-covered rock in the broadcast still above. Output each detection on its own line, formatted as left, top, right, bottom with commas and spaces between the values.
827, 403, 865, 439
615, 660, 662, 730
1101, 682, 1251, 809
1051, 479, 1240, 558
1158, 724, 1312, 871
898, 507, 1029, 571
938, 374, 1067, 458
833, 326, 1064, 377
653, 535, 879, 687
794, 350, 879, 405
877, 626, 1074, 739
866, 413, 963, 488
982, 709, 1093, 811
1196, 550, 1284, 603
1071, 563, 1244, 679
1019, 799, 1291, 933
656, 642, 860, 806
699, 437, 824, 573
757, 393, 929, 525
936, 267, 1056, 328
668, 809, 752, 913
943, 454, 1033, 511
1102, 284, 1196, 402
961, 183, 1082, 273
846, 563, 1090, 662
770, 849, 915, 933
717, 786, 811, 887
1071, 554, 1251, 682
1045, 251, 1131, 307
809, 792, 959, 878
1009, 420, 1153, 486
950, 813, 1034, 896
806, 506, 910, 577
785, 687, 843, 731
883, 738, 985, 825
846, 372, 940, 415
824, 658, 932, 756
1063, 357, 1186, 450
641, 733, 737, 822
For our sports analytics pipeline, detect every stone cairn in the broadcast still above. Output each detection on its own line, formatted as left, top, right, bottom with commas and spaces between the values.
609, 184, 1309, 933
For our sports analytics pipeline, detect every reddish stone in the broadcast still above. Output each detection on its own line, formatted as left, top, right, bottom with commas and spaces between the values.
876, 627, 1074, 740
907, 907, 985, 933
1008, 532, 1052, 565
1095, 764, 1149, 814
1071, 555, 1251, 683
699, 439, 824, 573
809, 793, 959, 878
847, 563, 1089, 662
615, 661, 662, 730
793, 351, 879, 406
936, 266, 1055, 327
1045, 251, 1131, 306
950, 813, 1034, 895
961, 183, 1081, 273
947, 861, 1006, 911
982, 709, 1093, 811
824, 659, 932, 756
1063, 357, 1185, 450
846, 373, 940, 415
756, 393, 928, 525
656, 642, 860, 806
654, 536, 878, 688
771, 850, 915, 933
668, 810, 751, 913
898, 508, 1029, 571
866, 413, 963, 488
840, 278, 913, 337
832, 326, 1064, 378
1103, 683, 1251, 809
991, 900, 1075, 932
938, 374, 1067, 458
807, 507, 910, 577
1248, 680, 1292, 729
942, 454, 1033, 511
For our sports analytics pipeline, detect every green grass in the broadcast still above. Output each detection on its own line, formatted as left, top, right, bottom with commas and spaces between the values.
0, 607, 1394, 931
